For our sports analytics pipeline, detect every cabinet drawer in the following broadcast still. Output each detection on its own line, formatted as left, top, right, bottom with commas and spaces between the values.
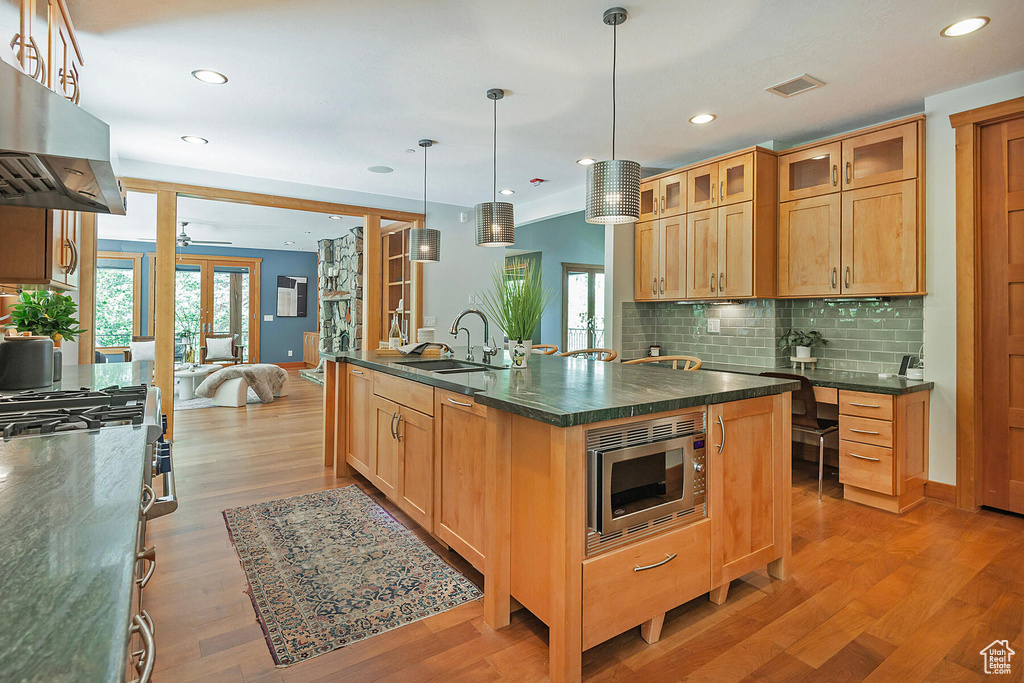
839, 391, 893, 420
374, 371, 434, 416
839, 440, 894, 495
582, 519, 710, 650
839, 415, 893, 448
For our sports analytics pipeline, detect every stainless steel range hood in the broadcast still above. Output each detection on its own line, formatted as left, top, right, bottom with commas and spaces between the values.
0, 60, 126, 215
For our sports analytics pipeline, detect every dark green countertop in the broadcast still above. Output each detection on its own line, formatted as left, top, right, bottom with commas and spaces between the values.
697, 361, 934, 395
0, 427, 149, 682
322, 349, 798, 427
0, 361, 155, 396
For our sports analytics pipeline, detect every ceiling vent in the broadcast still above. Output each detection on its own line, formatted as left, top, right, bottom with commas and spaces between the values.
765, 74, 825, 98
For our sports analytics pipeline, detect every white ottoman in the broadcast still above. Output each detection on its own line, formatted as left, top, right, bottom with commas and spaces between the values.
211, 374, 290, 407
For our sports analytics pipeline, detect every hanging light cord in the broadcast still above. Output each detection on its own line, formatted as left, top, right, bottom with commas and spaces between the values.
423, 143, 428, 218
492, 96, 497, 203
612, 19, 617, 161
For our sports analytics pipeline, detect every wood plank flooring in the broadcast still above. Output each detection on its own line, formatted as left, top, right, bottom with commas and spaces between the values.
149, 371, 1024, 681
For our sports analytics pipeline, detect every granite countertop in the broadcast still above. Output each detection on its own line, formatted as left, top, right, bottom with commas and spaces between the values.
0, 427, 149, 682
322, 349, 799, 427
696, 361, 934, 395
0, 360, 155, 396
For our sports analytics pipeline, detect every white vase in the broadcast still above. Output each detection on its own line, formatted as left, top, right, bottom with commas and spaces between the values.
795, 345, 811, 359
509, 339, 531, 368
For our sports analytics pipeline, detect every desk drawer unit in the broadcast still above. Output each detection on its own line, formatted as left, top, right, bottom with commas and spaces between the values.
839, 390, 894, 420
839, 415, 893, 448
839, 441, 895, 495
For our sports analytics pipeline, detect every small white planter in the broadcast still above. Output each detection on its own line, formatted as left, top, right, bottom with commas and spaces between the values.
795, 345, 812, 359
509, 339, 532, 368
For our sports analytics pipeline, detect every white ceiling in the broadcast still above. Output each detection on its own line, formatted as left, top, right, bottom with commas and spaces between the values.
96, 192, 368, 252
68, 0, 1024, 209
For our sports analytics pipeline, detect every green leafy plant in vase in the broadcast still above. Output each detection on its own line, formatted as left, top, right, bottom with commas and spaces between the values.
778, 329, 827, 359
477, 258, 552, 368
6, 290, 86, 382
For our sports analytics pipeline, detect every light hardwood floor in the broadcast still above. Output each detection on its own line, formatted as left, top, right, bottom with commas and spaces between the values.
149, 370, 1024, 681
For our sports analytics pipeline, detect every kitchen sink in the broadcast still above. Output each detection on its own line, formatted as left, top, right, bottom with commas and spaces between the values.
393, 359, 506, 374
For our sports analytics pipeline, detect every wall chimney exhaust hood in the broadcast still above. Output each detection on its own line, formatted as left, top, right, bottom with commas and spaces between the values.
0, 60, 126, 215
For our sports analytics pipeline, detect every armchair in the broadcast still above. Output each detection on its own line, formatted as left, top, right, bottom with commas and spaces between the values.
201, 334, 244, 365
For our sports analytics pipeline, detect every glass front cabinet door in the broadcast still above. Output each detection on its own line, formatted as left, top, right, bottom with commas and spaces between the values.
639, 181, 660, 222
841, 122, 918, 191
718, 153, 754, 206
659, 172, 687, 218
687, 163, 719, 212
779, 143, 842, 202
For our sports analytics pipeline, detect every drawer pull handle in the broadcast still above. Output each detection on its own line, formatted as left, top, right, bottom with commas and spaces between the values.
140, 484, 155, 517
849, 428, 879, 435
849, 402, 880, 408
351, 370, 364, 375
634, 553, 677, 572
447, 397, 473, 408
848, 453, 880, 462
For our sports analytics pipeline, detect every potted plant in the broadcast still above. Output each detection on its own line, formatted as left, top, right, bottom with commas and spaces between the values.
6, 290, 86, 382
778, 329, 827, 359
478, 258, 552, 368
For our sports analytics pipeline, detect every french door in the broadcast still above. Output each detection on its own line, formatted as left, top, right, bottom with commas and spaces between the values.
173, 256, 261, 363
562, 263, 605, 352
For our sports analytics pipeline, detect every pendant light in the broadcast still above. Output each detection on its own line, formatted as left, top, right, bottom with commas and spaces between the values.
585, 7, 640, 224
409, 139, 441, 263
475, 88, 515, 247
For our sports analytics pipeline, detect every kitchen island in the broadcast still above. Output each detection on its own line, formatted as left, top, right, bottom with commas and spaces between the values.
321, 350, 798, 683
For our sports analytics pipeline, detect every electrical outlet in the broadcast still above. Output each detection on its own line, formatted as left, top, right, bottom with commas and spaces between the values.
424, 316, 437, 327
287, 350, 293, 357
468, 293, 476, 304
263, 314, 273, 322
708, 318, 721, 334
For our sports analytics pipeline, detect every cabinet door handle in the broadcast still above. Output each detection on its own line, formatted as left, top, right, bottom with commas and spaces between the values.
845, 266, 851, 288
847, 452, 880, 462
717, 414, 725, 454
389, 411, 397, 439
712, 182, 716, 203
447, 397, 473, 408
395, 413, 403, 442
720, 181, 724, 201
832, 267, 837, 289
718, 273, 723, 292
849, 428, 879, 435
832, 164, 838, 186
351, 369, 363, 375
652, 278, 657, 296
661, 196, 665, 213
68, 238, 79, 275
849, 402, 880, 408
140, 483, 155, 517
845, 161, 851, 184
710, 274, 715, 292
634, 553, 677, 572
660, 277, 665, 294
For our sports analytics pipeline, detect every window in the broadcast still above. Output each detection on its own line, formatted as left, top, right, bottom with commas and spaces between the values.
94, 252, 142, 349
562, 263, 605, 351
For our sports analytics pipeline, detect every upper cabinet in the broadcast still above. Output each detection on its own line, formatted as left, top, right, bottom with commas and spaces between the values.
719, 153, 754, 206
634, 216, 685, 300
841, 122, 918, 191
687, 162, 719, 212
639, 172, 687, 221
779, 143, 842, 202
0, 207, 81, 290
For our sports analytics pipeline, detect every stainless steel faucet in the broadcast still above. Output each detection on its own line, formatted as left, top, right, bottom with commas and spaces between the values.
449, 308, 498, 364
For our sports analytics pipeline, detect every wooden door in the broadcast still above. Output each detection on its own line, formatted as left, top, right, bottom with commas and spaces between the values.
709, 395, 781, 588
980, 117, 1024, 514
686, 209, 718, 298
717, 202, 754, 297
639, 181, 660, 222
397, 407, 434, 529
842, 122, 918, 191
687, 162, 719, 212
659, 172, 687, 218
371, 395, 401, 500
634, 220, 659, 301
346, 367, 373, 478
779, 143, 842, 202
659, 216, 686, 299
718, 153, 754, 206
840, 180, 918, 295
778, 194, 841, 297
434, 391, 487, 571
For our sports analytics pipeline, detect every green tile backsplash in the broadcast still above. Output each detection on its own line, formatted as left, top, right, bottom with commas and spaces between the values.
620, 298, 924, 374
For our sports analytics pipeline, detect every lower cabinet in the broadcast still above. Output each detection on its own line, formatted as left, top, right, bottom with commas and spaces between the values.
433, 389, 488, 572
345, 366, 373, 478
371, 395, 402, 500
708, 394, 787, 590
397, 406, 434, 529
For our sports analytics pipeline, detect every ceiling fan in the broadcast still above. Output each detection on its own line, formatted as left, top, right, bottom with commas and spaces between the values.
176, 221, 232, 247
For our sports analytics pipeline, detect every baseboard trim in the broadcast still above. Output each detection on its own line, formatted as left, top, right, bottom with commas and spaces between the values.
924, 481, 956, 505
273, 362, 307, 369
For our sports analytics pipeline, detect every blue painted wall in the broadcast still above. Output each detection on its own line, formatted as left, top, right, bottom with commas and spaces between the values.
507, 212, 604, 347
97, 239, 317, 363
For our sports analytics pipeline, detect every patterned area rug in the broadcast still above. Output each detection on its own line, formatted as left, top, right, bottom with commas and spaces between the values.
222, 486, 482, 666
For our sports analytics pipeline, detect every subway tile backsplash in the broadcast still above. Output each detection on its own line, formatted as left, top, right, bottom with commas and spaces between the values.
620, 298, 924, 375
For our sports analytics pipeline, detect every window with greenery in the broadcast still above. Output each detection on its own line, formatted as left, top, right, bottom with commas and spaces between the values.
94, 256, 140, 347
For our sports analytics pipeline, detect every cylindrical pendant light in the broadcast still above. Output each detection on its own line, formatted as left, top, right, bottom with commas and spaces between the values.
585, 7, 640, 224
409, 139, 440, 263
475, 88, 515, 247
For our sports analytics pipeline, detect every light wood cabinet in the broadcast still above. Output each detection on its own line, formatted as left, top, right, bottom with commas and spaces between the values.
709, 394, 788, 591
0, 207, 81, 290
371, 395, 402, 500
779, 142, 842, 202
685, 209, 717, 298
778, 194, 841, 297
345, 366, 373, 478
633, 220, 659, 301
841, 122, 918, 191
687, 162, 719, 212
658, 172, 687, 218
397, 406, 434, 529
718, 153, 754, 206
717, 202, 754, 298
639, 181, 659, 222
840, 180, 919, 294
635, 217, 684, 300
434, 390, 488, 571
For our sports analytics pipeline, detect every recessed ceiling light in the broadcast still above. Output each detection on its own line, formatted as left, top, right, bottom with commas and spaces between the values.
576, 158, 597, 166
499, 189, 515, 196
191, 69, 228, 84
284, 241, 295, 245
367, 166, 394, 174
181, 135, 208, 145
328, 215, 342, 220
940, 17, 989, 37
689, 114, 716, 124
405, 148, 416, 154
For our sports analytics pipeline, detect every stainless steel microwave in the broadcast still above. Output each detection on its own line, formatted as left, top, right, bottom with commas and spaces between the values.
587, 431, 707, 534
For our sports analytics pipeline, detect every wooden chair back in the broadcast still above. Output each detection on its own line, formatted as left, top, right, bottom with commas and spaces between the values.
760, 372, 821, 428
533, 344, 559, 355
201, 334, 242, 364
558, 348, 617, 362
623, 355, 703, 371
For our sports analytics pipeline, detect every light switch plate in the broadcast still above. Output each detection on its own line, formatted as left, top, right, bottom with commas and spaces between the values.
468, 294, 476, 304
263, 314, 274, 322
423, 316, 437, 327
708, 318, 721, 333
287, 350, 293, 357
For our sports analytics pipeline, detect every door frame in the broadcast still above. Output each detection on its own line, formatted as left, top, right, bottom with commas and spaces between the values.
951, 96, 1024, 511
561, 262, 604, 351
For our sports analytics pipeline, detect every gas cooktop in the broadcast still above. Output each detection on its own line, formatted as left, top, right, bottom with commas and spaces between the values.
0, 384, 151, 441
